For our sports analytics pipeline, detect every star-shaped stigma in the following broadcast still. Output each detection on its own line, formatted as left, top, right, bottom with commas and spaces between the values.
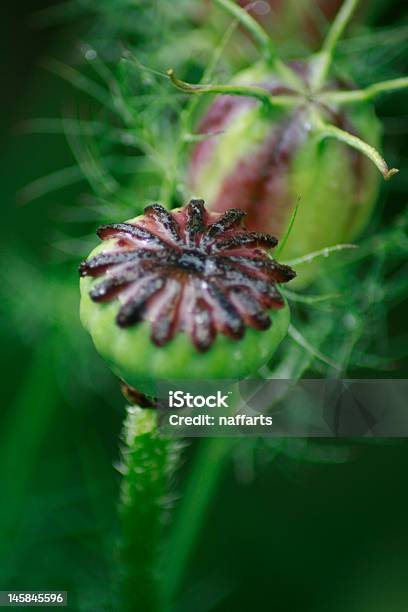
79, 200, 295, 352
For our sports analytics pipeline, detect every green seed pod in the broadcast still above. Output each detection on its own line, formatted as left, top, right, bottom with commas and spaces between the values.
79, 200, 295, 396
168, 0, 406, 283
188, 61, 382, 266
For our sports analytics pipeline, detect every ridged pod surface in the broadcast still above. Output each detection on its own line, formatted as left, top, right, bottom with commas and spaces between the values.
80, 201, 294, 396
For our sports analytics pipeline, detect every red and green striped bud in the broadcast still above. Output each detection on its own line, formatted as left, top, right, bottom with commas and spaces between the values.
170, 0, 406, 283
187, 60, 382, 267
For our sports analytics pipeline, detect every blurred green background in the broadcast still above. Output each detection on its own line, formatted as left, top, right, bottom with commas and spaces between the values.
1, 1, 408, 610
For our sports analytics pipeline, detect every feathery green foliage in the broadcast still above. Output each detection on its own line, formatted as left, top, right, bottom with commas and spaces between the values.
1, 0, 407, 610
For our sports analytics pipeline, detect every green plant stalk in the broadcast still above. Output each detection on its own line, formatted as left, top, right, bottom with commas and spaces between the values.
182, 19, 238, 135
314, 120, 399, 179
283, 243, 357, 267
167, 69, 298, 111
319, 77, 408, 104
159, 20, 239, 206
311, 0, 361, 89
211, 0, 303, 89
212, 0, 277, 65
160, 436, 236, 610
117, 406, 181, 612
274, 198, 300, 259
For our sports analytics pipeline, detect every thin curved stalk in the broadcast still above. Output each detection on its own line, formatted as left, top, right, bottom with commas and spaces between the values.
211, 0, 303, 89
160, 437, 236, 611
319, 77, 408, 105
315, 122, 399, 180
275, 198, 300, 258
159, 20, 238, 206
42, 57, 113, 108
288, 324, 341, 370
167, 69, 299, 111
280, 288, 341, 305
212, 0, 277, 65
312, 0, 361, 89
284, 243, 358, 267
181, 18, 239, 136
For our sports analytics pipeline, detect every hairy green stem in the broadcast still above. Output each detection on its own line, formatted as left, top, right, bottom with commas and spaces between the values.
315, 121, 399, 180
117, 406, 181, 612
312, 0, 361, 89
320, 77, 408, 104
167, 69, 298, 111
160, 437, 236, 610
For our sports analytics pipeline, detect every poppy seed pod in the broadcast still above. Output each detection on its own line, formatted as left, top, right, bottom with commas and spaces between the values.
79, 201, 295, 396
188, 60, 382, 266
